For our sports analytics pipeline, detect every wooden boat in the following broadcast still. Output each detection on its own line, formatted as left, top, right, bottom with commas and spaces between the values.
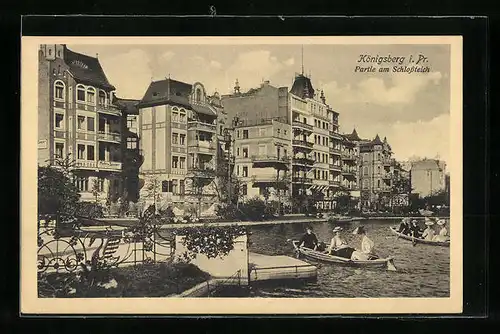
389, 227, 450, 247
291, 240, 397, 271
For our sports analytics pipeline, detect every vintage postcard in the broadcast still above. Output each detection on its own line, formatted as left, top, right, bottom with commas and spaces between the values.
21, 36, 463, 315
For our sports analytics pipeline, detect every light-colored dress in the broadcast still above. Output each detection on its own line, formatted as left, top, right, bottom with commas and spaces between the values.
361, 235, 375, 254
422, 227, 436, 241
329, 235, 348, 252
433, 227, 449, 242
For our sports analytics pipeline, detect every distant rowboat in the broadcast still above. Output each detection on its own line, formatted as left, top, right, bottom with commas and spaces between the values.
389, 227, 450, 247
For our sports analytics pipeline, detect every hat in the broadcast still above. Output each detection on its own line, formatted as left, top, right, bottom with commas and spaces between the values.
425, 219, 435, 226
353, 226, 366, 235
437, 219, 446, 226
411, 219, 418, 224
333, 226, 343, 233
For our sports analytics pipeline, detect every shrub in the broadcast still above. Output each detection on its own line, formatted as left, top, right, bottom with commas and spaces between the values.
75, 202, 105, 219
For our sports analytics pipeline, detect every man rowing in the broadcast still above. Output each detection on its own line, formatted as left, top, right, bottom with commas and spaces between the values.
298, 225, 319, 250
327, 226, 356, 259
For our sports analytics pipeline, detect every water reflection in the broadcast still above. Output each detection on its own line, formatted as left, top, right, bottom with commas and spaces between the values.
248, 220, 450, 298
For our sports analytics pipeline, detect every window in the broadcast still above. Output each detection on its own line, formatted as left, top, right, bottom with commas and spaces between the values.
172, 133, 178, 144
259, 128, 266, 137
97, 178, 105, 192
241, 184, 247, 196
77, 144, 85, 159
86, 87, 96, 104
377, 166, 381, 175
220, 125, 223, 135
179, 112, 186, 123
236, 165, 240, 176
127, 116, 137, 130
55, 142, 64, 158
314, 119, 318, 127
54, 81, 65, 100
57, 50, 61, 57
127, 137, 137, 149
172, 156, 179, 168
277, 129, 281, 136
99, 91, 106, 106
283, 149, 287, 157
196, 88, 202, 102
363, 166, 368, 176
162, 180, 169, 192
237, 130, 240, 138
172, 112, 179, 122
48, 49, 52, 56
75, 176, 89, 192
179, 157, 185, 169
77, 116, 85, 130
377, 180, 381, 188
55, 113, 64, 129
243, 130, 249, 139
284, 130, 287, 136
180, 134, 185, 145
243, 166, 248, 177
172, 180, 178, 194
237, 147, 240, 156
87, 145, 95, 160
242, 147, 248, 158
76, 85, 85, 102
180, 180, 185, 194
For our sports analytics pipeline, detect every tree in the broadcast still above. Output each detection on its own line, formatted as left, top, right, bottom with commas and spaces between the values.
38, 165, 80, 220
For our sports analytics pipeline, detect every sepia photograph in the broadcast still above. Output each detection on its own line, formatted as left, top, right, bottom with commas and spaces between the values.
21, 36, 463, 314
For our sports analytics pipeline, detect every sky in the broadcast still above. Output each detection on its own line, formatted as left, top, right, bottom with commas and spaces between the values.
68, 43, 451, 165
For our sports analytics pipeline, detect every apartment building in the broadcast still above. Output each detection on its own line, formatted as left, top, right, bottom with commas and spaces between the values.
38, 44, 123, 205
114, 97, 143, 203
289, 72, 342, 211
137, 78, 220, 215
358, 135, 396, 210
410, 159, 446, 198
340, 135, 359, 191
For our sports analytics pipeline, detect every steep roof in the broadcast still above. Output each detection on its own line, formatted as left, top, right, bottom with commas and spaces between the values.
290, 74, 315, 99
139, 78, 193, 108
114, 97, 140, 115
64, 46, 115, 90
371, 134, 383, 145
138, 78, 217, 117
344, 128, 361, 141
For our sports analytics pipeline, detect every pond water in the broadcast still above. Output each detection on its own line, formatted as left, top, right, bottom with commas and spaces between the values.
245, 219, 450, 298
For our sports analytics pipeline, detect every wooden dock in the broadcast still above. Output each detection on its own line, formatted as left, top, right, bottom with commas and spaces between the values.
248, 252, 317, 282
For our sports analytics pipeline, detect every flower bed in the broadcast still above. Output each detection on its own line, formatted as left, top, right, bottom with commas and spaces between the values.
38, 262, 211, 298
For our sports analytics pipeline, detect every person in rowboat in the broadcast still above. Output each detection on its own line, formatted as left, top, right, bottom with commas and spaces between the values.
351, 226, 379, 261
422, 218, 436, 241
397, 218, 411, 235
432, 219, 449, 242
298, 226, 319, 250
327, 226, 356, 258
409, 219, 423, 239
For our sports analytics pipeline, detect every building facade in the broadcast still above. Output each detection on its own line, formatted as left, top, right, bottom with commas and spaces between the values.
38, 44, 123, 206
137, 78, 220, 216
410, 159, 446, 197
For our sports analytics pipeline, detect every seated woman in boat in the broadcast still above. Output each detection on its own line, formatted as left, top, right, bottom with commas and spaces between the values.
409, 219, 423, 239
432, 219, 450, 242
351, 226, 379, 260
422, 218, 436, 241
327, 226, 356, 259
397, 218, 411, 235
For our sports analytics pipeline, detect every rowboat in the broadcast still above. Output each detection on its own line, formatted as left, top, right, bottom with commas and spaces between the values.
291, 240, 397, 271
389, 227, 450, 247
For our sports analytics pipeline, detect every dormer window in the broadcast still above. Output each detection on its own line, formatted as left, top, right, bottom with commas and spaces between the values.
196, 88, 202, 102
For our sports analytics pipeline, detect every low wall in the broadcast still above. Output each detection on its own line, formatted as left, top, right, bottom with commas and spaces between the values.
174, 235, 249, 285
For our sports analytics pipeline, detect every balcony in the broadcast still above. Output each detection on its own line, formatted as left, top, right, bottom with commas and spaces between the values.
74, 160, 122, 172
292, 139, 314, 150
292, 157, 315, 166
329, 164, 342, 172
251, 155, 290, 170
329, 147, 342, 155
188, 141, 216, 155
329, 130, 342, 140
329, 180, 341, 187
98, 104, 122, 117
292, 176, 313, 184
342, 169, 357, 177
342, 154, 357, 161
382, 173, 392, 180
292, 121, 313, 132
187, 166, 216, 179
98, 131, 121, 143
382, 159, 394, 167
187, 121, 216, 133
